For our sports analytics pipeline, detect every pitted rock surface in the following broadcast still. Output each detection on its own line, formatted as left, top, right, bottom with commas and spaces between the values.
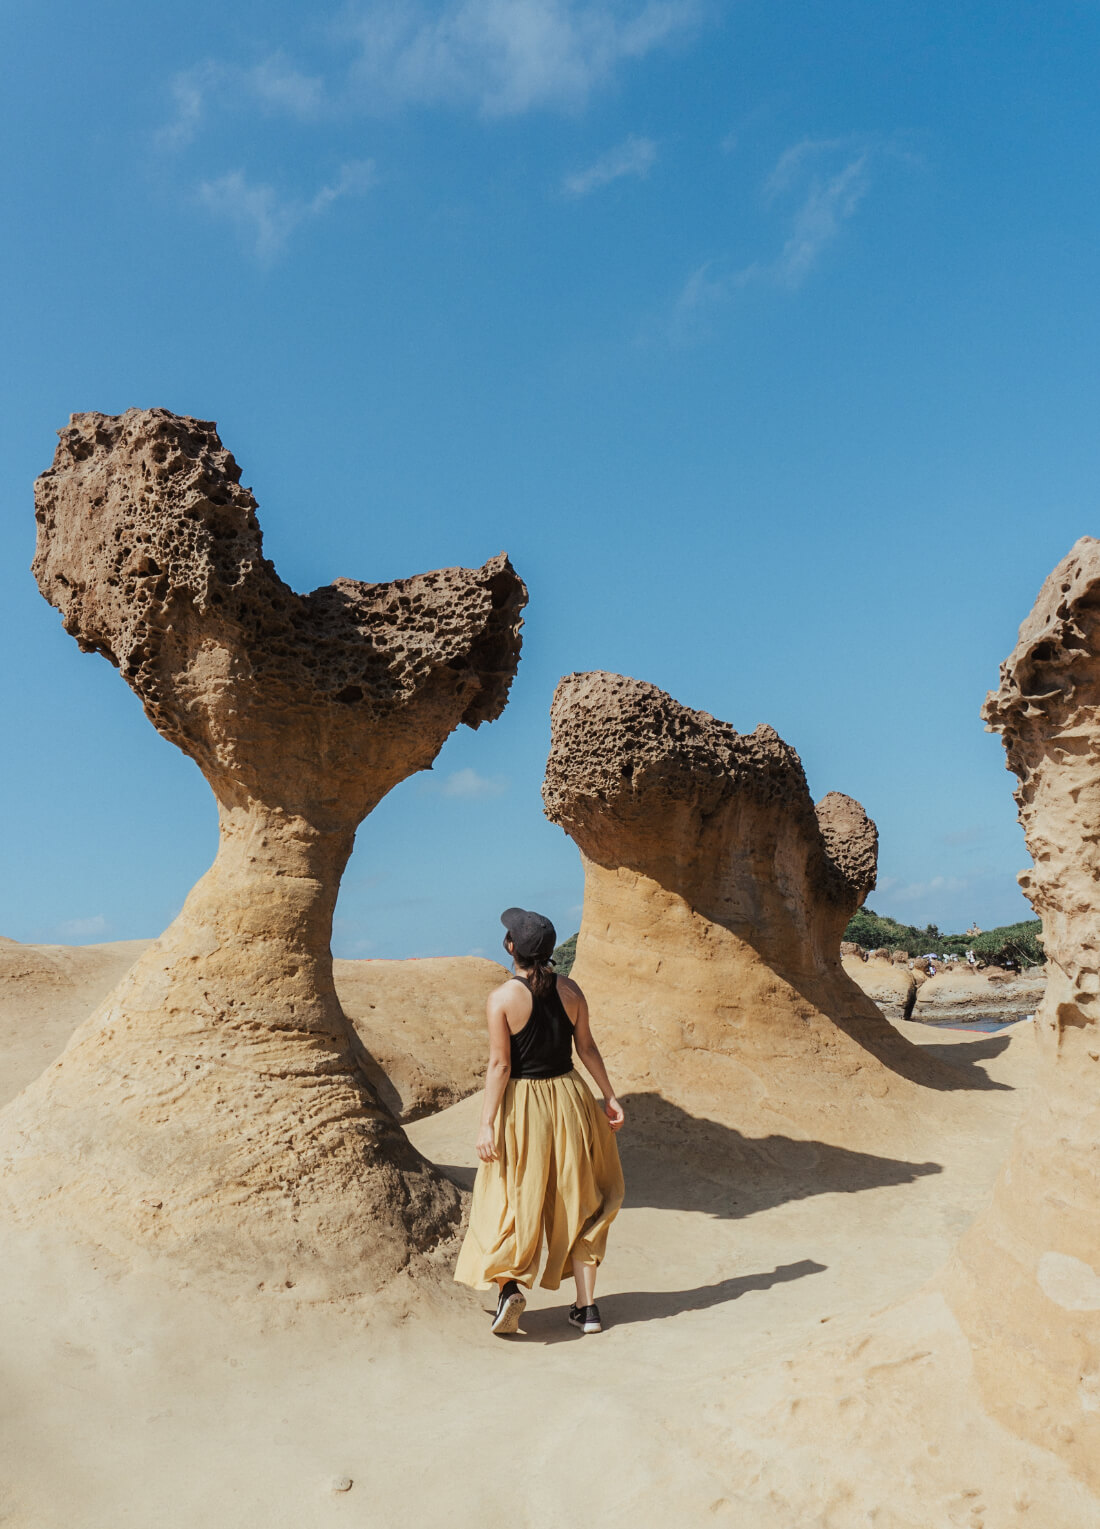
543, 672, 959, 1145
33, 410, 524, 819
0, 409, 527, 1297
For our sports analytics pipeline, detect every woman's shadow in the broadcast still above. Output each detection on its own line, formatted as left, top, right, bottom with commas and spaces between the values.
515, 1259, 827, 1343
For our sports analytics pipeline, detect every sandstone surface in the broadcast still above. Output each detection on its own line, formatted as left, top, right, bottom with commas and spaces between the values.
543, 671, 962, 1147
841, 953, 917, 1021
0, 937, 150, 1107
943, 535, 1100, 1485
335, 956, 507, 1120
0, 937, 504, 1123
0, 409, 526, 1295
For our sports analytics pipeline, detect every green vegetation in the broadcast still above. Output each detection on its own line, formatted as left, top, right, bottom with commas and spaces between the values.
553, 909, 1044, 976
843, 908, 1044, 968
552, 932, 577, 976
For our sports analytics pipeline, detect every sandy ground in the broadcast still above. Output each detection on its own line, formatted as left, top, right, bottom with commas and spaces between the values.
4, 938, 1083, 1526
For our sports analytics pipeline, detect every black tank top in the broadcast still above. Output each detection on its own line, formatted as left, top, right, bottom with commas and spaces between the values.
509, 977, 575, 1080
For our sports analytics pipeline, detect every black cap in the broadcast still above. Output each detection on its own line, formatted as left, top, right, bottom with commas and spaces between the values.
500, 906, 557, 963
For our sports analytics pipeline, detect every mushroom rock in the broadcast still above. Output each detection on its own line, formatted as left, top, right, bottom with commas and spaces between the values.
543, 671, 955, 1143
0, 408, 527, 1296
944, 536, 1100, 1484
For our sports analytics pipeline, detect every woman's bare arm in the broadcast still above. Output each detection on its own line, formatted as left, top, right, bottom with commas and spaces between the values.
475, 987, 514, 1161
559, 977, 624, 1131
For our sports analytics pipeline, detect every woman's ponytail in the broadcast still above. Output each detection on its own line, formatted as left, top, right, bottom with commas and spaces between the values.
528, 958, 557, 1000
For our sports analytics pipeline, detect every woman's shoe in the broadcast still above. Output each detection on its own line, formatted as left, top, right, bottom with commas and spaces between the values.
568, 1302, 602, 1334
491, 1280, 526, 1335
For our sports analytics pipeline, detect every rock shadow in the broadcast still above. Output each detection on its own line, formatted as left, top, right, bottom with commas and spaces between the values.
907, 1032, 1015, 1073
617, 1092, 943, 1219
771, 969, 1014, 1091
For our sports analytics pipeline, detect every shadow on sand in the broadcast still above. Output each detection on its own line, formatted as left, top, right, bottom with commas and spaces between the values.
616, 1091, 942, 1219
515, 1259, 828, 1341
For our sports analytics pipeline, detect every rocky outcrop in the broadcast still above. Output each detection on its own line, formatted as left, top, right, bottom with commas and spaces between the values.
0, 409, 526, 1296
912, 967, 1045, 1025
543, 671, 956, 1143
842, 955, 918, 1021
943, 536, 1100, 1485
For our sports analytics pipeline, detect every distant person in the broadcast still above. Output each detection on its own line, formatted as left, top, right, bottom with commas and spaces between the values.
966, 948, 978, 968
454, 907, 625, 1338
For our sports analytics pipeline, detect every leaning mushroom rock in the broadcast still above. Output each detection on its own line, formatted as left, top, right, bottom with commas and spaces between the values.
543, 671, 957, 1145
943, 536, 1100, 1486
0, 409, 527, 1297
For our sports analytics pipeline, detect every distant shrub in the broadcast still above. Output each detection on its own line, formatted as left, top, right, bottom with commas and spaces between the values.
553, 932, 577, 976
843, 908, 1043, 967
968, 920, 1045, 968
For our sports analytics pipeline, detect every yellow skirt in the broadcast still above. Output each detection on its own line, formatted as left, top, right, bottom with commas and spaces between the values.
454, 1070, 625, 1292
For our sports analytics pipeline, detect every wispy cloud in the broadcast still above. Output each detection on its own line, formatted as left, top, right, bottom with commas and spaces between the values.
670, 136, 879, 340
435, 767, 509, 799
337, 0, 698, 116
882, 875, 970, 905
159, 56, 325, 149
562, 133, 656, 196
57, 914, 109, 939
158, 63, 222, 150
197, 160, 377, 261
248, 55, 326, 115
772, 149, 870, 288
160, 0, 698, 135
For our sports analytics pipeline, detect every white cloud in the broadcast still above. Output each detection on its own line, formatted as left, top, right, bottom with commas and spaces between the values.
773, 151, 869, 288
159, 55, 326, 148
883, 875, 970, 905
197, 160, 377, 261
670, 137, 877, 337
247, 55, 326, 115
57, 914, 108, 939
438, 767, 509, 799
158, 63, 223, 149
341, 0, 699, 115
562, 133, 656, 196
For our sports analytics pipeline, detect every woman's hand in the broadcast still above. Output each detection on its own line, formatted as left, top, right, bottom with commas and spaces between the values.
476, 1125, 498, 1162
602, 1096, 625, 1132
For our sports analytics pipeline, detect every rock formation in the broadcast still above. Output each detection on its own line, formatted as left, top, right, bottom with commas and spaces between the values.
944, 535, 1100, 1485
842, 953, 918, 1022
543, 671, 956, 1144
0, 408, 526, 1296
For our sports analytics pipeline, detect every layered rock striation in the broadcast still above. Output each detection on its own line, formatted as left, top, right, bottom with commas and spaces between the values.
945, 536, 1100, 1484
0, 408, 526, 1295
543, 671, 955, 1142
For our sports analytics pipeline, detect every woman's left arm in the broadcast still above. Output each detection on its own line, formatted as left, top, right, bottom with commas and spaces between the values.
475, 990, 513, 1162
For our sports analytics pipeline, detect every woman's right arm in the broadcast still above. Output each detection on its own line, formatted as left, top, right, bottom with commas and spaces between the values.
562, 979, 625, 1132
475, 989, 513, 1162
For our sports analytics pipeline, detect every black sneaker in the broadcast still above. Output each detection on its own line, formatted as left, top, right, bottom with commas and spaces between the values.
568, 1302, 602, 1334
491, 1280, 526, 1335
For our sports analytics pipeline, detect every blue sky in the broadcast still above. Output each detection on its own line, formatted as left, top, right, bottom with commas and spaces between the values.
1, 0, 1098, 956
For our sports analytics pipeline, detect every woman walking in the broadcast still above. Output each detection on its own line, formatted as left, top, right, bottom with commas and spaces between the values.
454, 907, 625, 1336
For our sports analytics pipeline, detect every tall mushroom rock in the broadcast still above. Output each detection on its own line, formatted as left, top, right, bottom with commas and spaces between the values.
0, 408, 527, 1296
543, 671, 952, 1142
945, 536, 1100, 1485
